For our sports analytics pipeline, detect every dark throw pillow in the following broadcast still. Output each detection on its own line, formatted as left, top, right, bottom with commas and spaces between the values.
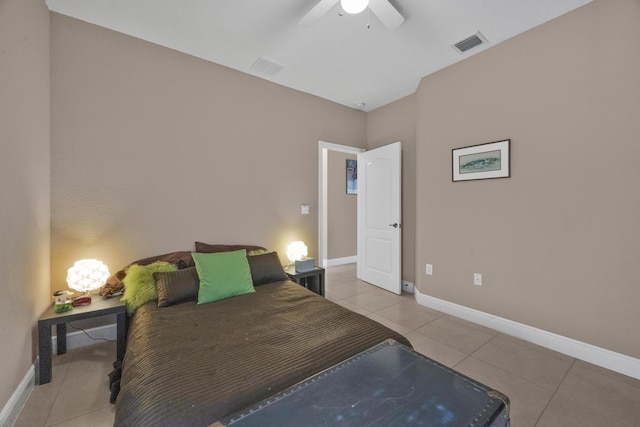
101, 251, 194, 297
247, 251, 288, 286
194, 242, 267, 254
120, 261, 178, 315
154, 267, 200, 307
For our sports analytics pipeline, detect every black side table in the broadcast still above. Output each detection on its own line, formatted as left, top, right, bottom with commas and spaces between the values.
37, 296, 127, 384
285, 266, 325, 296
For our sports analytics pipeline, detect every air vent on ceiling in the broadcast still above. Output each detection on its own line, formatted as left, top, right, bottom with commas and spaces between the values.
250, 57, 284, 77
453, 31, 488, 54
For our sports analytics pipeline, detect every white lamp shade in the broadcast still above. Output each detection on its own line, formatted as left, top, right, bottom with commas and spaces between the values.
341, 0, 369, 14
286, 241, 308, 262
66, 259, 110, 293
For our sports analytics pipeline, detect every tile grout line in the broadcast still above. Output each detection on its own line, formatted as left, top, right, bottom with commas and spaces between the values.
531, 357, 577, 427
48, 404, 113, 427
468, 335, 576, 393
330, 266, 640, 426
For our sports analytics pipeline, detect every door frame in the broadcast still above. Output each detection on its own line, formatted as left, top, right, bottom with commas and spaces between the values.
318, 141, 365, 267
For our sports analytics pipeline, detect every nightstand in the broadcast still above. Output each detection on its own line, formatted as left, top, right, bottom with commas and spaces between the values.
285, 265, 325, 296
37, 296, 127, 384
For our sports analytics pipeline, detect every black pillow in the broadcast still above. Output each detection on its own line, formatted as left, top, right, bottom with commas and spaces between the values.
154, 267, 199, 307
247, 252, 288, 286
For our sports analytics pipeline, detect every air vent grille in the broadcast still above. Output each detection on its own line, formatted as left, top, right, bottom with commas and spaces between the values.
250, 57, 284, 77
453, 32, 487, 53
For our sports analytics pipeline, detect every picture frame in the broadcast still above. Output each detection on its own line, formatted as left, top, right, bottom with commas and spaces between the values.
346, 159, 357, 194
452, 139, 510, 182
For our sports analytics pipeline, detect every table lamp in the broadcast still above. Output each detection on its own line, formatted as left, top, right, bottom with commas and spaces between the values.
66, 259, 110, 306
287, 241, 315, 272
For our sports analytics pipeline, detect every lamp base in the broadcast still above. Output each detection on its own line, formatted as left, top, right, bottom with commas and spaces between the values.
295, 258, 315, 272
72, 295, 92, 306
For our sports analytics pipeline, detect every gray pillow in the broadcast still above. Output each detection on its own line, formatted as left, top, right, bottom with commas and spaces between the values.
247, 251, 289, 286
154, 267, 199, 307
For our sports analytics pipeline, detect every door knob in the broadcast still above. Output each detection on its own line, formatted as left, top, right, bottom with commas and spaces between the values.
389, 223, 400, 229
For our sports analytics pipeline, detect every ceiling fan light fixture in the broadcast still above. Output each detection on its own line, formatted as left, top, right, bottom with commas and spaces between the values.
341, 0, 369, 14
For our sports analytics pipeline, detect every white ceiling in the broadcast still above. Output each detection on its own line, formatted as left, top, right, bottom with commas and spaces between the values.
46, 0, 592, 112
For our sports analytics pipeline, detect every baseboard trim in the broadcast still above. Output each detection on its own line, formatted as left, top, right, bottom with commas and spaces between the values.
0, 360, 35, 427
324, 256, 357, 267
52, 323, 117, 351
1, 324, 118, 425
415, 288, 640, 380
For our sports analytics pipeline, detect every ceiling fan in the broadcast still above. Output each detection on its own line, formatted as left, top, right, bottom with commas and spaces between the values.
298, 0, 405, 30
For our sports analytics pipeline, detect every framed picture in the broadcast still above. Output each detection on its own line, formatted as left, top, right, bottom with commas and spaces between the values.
346, 159, 357, 194
452, 139, 510, 182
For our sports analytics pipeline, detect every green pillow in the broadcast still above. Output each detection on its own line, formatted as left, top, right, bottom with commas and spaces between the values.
121, 261, 178, 315
193, 250, 255, 304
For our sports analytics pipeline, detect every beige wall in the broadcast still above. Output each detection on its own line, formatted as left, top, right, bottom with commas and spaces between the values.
50, 13, 366, 289
3, 1, 636, 412
367, 95, 417, 284
0, 0, 51, 410
415, 0, 640, 358
327, 151, 357, 260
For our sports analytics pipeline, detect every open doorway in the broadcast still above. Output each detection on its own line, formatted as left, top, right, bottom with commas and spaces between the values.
318, 141, 364, 267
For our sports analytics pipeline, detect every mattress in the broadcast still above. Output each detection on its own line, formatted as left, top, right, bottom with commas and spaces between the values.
114, 280, 411, 426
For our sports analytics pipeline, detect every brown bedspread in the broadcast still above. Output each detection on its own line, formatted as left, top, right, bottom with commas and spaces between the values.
114, 280, 411, 427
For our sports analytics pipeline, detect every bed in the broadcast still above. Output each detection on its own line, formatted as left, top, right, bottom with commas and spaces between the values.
111, 246, 411, 426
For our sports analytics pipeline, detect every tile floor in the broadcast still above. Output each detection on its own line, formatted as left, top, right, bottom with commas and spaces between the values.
15, 264, 640, 426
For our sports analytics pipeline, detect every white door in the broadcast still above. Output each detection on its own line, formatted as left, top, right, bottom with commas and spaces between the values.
357, 142, 402, 294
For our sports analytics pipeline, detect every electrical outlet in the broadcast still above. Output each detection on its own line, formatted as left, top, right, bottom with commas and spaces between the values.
474, 273, 482, 286
301, 204, 310, 215
426, 264, 433, 275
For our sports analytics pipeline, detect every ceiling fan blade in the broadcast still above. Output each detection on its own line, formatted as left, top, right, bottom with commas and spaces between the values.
368, 0, 405, 30
298, 0, 339, 27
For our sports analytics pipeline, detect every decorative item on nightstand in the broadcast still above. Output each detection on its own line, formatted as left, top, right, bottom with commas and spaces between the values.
66, 259, 110, 306
286, 241, 315, 272
53, 290, 74, 313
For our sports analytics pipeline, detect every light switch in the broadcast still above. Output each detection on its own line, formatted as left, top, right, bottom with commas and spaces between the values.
301, 204, 310, 215
474, 273, 482, 286
426, 264, 433, 275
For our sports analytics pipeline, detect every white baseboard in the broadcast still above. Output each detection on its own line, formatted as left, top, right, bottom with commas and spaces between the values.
52, 323, 117, 351
1, 324, 117, 426
414, 288, 640, 380
324, 256, 357, 267
0, 360, 35, 427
